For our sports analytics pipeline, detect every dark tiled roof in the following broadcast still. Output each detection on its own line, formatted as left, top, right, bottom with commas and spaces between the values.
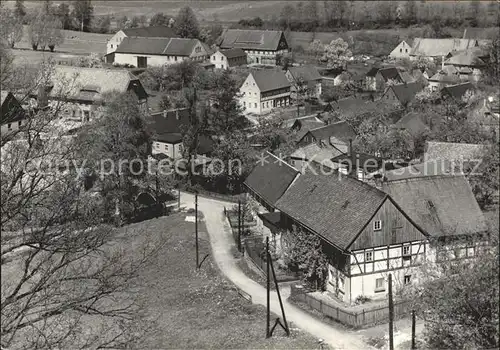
378, 67, 402, 82
287, 65, 322, 83
156, 133, 183, 143
116, 37, 203, 56
366, 67, 379, 77
251, 69, 291, 92
424, 141, 485, 165
306, 121, 356, 143
148, 108, 190, 140
218, 29, 286, 51
244, 152, 299, 207
332, 152, 384, 172
392, 112, 429, 136
387, 82, 423, 105
275, 171, 387, 250
382, 175, 487, 237
441, 82, 475, 101
122, 26, 178, 38
1, 91, 24, 123
379, 160, 456, 181
219, 48, 247, 59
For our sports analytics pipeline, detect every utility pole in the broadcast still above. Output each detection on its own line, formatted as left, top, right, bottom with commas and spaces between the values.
155, 166, 160, 218
178, 187, 181, 210
266, 236, 270, 338
388, 273, 394, 350
195, 193, 199, 269
411, 309, 416, 349
237, 200, 242, 252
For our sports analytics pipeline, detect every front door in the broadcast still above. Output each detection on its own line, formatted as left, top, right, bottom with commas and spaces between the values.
137, 56, 147, 68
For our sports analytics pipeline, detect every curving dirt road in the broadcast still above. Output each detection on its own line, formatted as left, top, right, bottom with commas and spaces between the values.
180, 192, 370, 349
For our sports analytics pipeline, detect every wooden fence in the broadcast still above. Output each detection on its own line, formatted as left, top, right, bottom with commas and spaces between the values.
290, 284, 411, 328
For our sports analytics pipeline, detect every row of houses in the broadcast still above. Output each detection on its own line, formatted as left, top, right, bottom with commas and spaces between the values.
104, 26, 291, 69
243, 147, 488, 303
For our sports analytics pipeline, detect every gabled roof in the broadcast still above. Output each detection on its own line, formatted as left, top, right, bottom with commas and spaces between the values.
116, 37, 204, 56
386, 82, 423, 105
244, 152, 299, 207
290, 143, 343, 161
332, 152, 383, 172
122, 26, 178, 38
218, 48, 247, 59
428, 68, 461, 84
378, 67, 403, 82
382, 175, 487, 237
218, 29, 285, 51
287, 65, 322, 83
250, 69, 291, 92
410, 38, 478, 57
379, 160, 457, 182
391, 112, 429, 136
441, 82, 475, 100
424, 141, 485, 165
148, 108, 190, 137
304, 121, 356, 144
42, 66, 143, 102
444, 51, 486, 67
0, 91, 24, 124
284, 114, 324, 129
275, 171, 388, 250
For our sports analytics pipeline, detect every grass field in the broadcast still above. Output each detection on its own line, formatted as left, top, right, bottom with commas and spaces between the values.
106, 212, 322, 349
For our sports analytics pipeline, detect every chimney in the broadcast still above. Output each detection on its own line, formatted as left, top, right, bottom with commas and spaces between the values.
441, 56, 445, 71
348, 138, 356, 178
175, 109, 179, 120
162, 110, 167, 118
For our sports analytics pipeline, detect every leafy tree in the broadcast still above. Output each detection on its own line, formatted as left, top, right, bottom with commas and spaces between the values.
0, 8, 24, 48
14, 0, 26, 19
27, 11, 46, 50
199, 22, 223, 46
308, 38, 324, 59
208, 69, 243, 133
406, 235, 499, 349
281, 226, 329, 291
44, 17, 64, 52
116, 15, 128, 30
174, 6, 200, 39
469, 143, 500, 209
279, 4, 295, 29
130, 15, 141, 28
404, 0, 417, 26
92, 15, 111, 34
484, 35, 500, 86
76, 92, 151, 221
76, 52, 103, 68
304, 0, 319, 31
0, 57, 158, 349
322, 38, 352, 70
149, 12, 170, 27
468, 0, 481, 27
71, 0, 93, 32
55, 3, 71, 29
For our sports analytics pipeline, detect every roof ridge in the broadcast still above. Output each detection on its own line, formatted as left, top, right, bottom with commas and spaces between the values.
265, 151, 299, 172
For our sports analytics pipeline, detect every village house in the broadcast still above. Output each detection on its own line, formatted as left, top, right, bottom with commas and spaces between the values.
285, 114, 326, 141
1, 91, 26, 135
31, 66, 148, 128
389, 40, 412, 60
409, 38, 479, 61
381, 82, 424, 107
440, 82, 475, 103
297, 120, 356, 150
364, 66, 413, 92
285, 65, 322, 99
106, 26, 178, 55
148, 108, 213, 160
289, 143, 342, 172
444, 49, 487, 82
216, 29, 290, 65
239, 69, 291, 115
108, 37, 209, 67
424, 141, 485, 172
210, 48, 247, 69
427, 65, 462, 91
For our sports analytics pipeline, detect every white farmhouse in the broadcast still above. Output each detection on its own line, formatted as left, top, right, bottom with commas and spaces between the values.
389, 40, 412, 60
239, 69, 291, 115
106, 26, 178, 55
109, 37, 209, 68
210, 48, 247, 69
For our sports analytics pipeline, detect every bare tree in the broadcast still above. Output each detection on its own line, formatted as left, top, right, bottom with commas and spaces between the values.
1, 54, 161, 349
0, 8, 24, 48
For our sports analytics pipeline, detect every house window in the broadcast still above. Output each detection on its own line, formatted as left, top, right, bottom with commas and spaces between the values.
254, 103, 257, 108
400, 48, 402, 53
7, 123, 12, 130
111, 44, 113, 48
375, 278, 385, 292
243, 101, 246, 107
175, 56, 178, 61
164, 144, 168, 150
373, 220, 382, 231
365, 251, 373, 262
18, 120, 22, 127
403, 245, 411, 256
404, 275, 411, 285
212, 55, 215, 60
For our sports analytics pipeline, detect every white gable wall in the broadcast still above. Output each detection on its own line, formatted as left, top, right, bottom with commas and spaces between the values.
114, 53, 189, 67
210, 51, 228, 69
389, 41, 411, 59
239, 74, 262, 114
107, 30, 127, 54
152, 140, 183, 159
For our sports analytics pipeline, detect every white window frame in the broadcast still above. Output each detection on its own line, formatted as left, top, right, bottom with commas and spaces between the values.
365, 251, 373, 262
403, 245, 411, 256
373, 220, 382, 231
404, 275, 411, 285
375, 277, 385, 291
